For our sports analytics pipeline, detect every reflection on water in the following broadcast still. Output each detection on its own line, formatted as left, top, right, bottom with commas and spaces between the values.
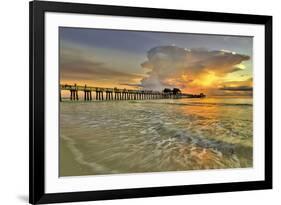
59, 97, 253, 176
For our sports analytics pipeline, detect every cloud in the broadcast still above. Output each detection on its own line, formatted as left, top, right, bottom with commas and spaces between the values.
219, 86, 252, 91
214, 78, 253, 96
140, 45, 250, 93
60, 60, 141, 81
60, 42, 143, 85
229, 67, 243, 73
119, 83, 143, 88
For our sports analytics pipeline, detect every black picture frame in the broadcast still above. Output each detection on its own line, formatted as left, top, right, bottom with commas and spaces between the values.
29, 0, 272, 204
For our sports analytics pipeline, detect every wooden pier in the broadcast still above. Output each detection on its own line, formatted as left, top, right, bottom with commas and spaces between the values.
60, 84, 205, 102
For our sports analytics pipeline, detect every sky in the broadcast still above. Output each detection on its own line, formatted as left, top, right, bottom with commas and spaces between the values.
59, 27, 253, 96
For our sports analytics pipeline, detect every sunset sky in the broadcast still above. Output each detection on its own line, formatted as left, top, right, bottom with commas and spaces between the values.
59, 27, 253, 96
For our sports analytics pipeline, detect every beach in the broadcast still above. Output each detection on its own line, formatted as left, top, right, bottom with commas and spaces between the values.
59, 96, 253, 176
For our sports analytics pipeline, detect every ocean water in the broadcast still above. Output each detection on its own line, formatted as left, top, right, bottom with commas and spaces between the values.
59, 97, 253, 176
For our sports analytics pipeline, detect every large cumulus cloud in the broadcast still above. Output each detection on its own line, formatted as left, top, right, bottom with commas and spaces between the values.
140, 45, 250, 93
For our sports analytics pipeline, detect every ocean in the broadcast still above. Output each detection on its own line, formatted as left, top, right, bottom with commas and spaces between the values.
59, 96, 253, 176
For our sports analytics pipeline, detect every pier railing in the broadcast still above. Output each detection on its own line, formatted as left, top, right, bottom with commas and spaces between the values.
59, 84, 205, 101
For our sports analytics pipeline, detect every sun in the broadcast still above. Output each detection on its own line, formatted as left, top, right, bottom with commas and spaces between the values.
193, 71, 219, 87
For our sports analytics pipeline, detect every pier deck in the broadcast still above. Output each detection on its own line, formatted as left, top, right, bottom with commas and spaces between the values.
60, 84, 205, 101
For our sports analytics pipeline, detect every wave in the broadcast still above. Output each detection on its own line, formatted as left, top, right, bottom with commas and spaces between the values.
59, 99, 252, 174
61, 134, 119, 174
151, 120, 238, 156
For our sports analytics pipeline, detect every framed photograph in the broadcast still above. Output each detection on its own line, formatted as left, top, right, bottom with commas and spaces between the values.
29, 0, 272, 204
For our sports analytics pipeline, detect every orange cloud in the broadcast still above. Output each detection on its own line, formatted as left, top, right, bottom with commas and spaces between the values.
140, 46, 251, 95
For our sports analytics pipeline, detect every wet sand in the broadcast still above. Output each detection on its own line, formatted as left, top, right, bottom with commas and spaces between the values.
59, 137, 93, 176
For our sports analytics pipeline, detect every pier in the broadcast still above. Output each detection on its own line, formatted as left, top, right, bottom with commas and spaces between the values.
60, 84, 205, 102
